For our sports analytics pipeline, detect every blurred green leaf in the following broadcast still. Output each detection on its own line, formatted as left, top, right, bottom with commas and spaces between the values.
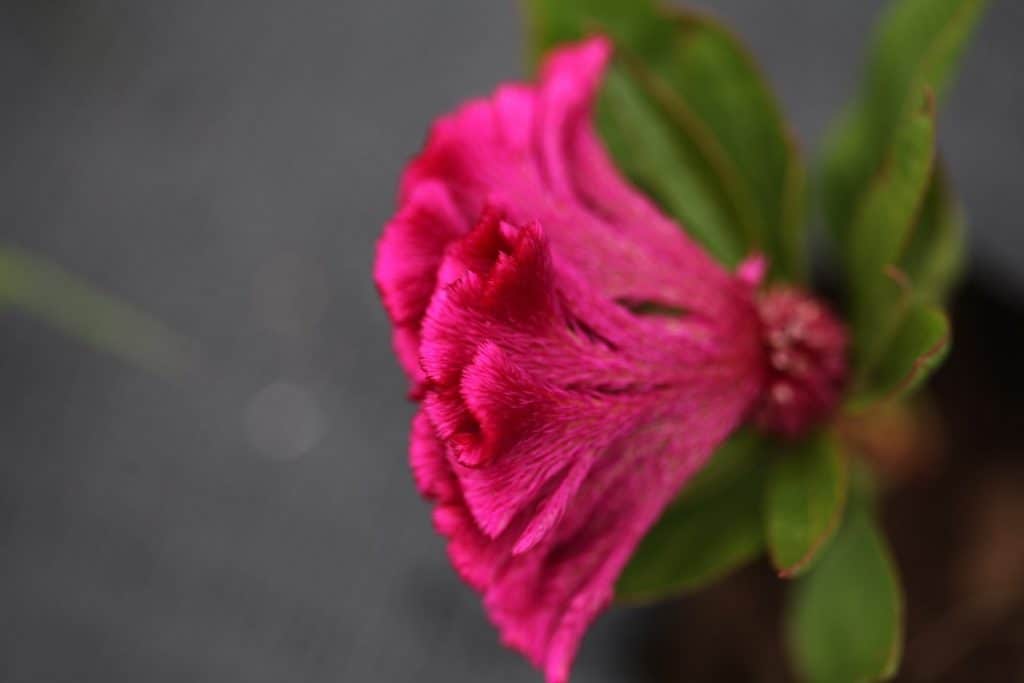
840, 86, 959, 404
847, 88, 936, 378
524, 0, 659, 63
900, 163, 965, 304
0, 246, 197, 378
597, 66, 746, 261
766, 433, 849, 578
821, 0, 984, 406
523, 1, 806, 279
821, 0, 988, 239
786, 479, 903, 682
616, 432, 766, 603
656, 10, 805, 280
848, 89, 936, 319
862, 301, 951, 404
679, 429, 760, 504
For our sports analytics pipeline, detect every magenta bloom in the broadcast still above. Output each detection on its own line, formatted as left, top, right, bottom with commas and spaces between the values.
375, 37, 846, 683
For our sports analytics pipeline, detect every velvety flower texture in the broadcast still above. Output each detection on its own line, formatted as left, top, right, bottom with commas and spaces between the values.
374, 37, 844, 683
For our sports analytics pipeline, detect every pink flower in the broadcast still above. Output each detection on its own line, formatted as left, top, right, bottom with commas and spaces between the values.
374, 37, 846, 683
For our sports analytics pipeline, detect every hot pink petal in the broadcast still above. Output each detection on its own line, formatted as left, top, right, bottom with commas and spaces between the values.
377, 36, 845, 683
413, 213, 763, 682
375, 180, 469, 384
375, 35, 745, 374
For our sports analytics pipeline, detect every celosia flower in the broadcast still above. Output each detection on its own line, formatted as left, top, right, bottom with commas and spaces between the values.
374, 37, 847, 683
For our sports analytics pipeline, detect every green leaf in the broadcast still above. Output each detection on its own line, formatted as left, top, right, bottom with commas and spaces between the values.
786, 481, 903, 682
616, 432, 766, 603
658, 9, 806, 280
819, 0, 985, 405
523, 1, 806, 279
821, 0, 988, 239
841, 88, 959, 405
766, 433, 849, 578
679, 429, 761, 504
524, 0, 659, 62
847, 89, 936, 319
862, 301, 951, 403
847, 88, 937, 377
900, 163, 965, 304
0, 246, 197, 378
597, 66, 746, 262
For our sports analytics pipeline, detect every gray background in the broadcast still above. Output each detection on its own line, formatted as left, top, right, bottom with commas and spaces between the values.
0, 1, 1020, 682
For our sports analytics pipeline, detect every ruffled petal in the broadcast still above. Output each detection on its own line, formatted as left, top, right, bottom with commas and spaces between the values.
379, 36, 777, 683
374, 180, 470, 383
379, 34, 748, 377
414, 212, 763, 682
409, 410, 459, 503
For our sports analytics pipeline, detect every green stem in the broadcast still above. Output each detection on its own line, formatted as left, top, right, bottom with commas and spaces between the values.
0, 245, 198, 379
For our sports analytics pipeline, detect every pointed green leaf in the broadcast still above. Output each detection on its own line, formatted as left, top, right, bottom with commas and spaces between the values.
822, 0, 988, 238
658, 9, 806, 280
820, 0, 985, 405
523, 1, 806, 279
616, 432, 766, 603
766, 433, 849, 578
864, 302, 951, 403
786, 482, 903, 682
899, 163, 965, 304
840, 88, 956, 405
597, 66, 746, 262
848, 265, 953, 407
848, 89, 937, 380
848, 89, 936, 311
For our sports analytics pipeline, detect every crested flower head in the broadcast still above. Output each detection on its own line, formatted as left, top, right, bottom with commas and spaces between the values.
374, 37, 847, 683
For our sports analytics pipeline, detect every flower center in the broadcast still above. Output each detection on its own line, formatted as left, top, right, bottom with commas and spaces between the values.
752, 287, 849, 438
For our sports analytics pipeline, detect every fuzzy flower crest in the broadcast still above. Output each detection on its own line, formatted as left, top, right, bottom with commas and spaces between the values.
374, 37, 845, 683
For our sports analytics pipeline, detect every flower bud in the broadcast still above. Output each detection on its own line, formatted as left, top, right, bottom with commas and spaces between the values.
754, 287, 848, 438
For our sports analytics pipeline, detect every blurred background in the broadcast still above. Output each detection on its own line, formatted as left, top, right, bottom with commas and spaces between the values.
1, 1, 1021, 681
